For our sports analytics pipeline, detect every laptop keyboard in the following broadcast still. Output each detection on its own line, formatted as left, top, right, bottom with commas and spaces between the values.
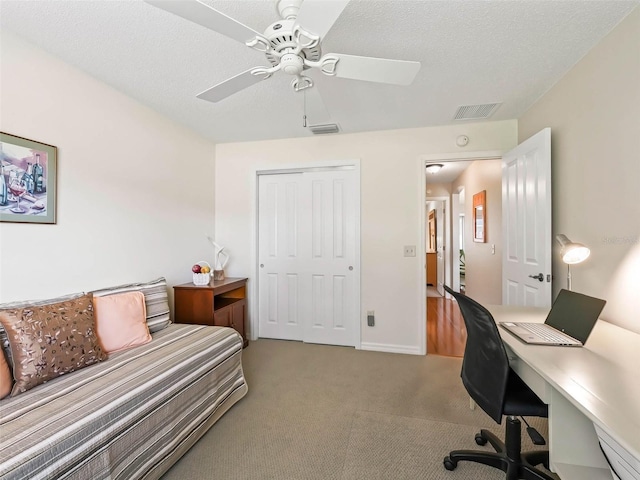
521, 323, 578, 343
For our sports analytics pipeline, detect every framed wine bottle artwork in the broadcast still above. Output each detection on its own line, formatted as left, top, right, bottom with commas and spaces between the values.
0, 132, 57, 224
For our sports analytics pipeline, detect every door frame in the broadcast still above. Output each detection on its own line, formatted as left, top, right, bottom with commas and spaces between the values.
250, 159, 362, 348
451, 187, 465, 293
418, 151, 502, 355
424, 196, 449, 295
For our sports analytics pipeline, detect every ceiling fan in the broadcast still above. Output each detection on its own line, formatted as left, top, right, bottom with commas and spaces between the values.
145, 0, 421, 112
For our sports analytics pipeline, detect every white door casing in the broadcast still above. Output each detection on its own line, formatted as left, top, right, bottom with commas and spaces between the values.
420, 152, 502, 355
502, 128, 552, 307
258, 168, 359, 346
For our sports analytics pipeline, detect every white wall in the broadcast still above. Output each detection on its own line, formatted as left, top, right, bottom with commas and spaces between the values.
215, 121, 517, 353
425, 182, 452, 197
0, 32, 216, 305
452, 160, 503, 305
518, 8, 640, 334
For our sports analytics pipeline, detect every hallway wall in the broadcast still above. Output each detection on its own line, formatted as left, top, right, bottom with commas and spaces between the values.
451, 159, 502, 305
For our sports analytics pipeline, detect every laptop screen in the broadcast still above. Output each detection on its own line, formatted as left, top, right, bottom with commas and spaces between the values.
545, 289, 607, 344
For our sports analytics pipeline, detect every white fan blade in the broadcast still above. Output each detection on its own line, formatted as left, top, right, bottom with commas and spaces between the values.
145, 0, 262, 44
304, 86, 331, 125
197, 69, 266, 103
330, 53, 421, 86
294, 0, 350, 40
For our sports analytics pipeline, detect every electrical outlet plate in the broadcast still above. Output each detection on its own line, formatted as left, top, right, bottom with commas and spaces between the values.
367, 310, 375, 327
404, 245, 416, 257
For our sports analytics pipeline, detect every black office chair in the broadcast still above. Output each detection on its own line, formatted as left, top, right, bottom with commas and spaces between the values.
442, 285, 556, 480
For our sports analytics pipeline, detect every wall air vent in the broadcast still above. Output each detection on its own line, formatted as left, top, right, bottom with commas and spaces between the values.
308, 123, 340, 135
454, 103, 501, 121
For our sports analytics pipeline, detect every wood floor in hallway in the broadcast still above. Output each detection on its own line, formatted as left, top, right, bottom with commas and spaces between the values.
427, 294, 467, 357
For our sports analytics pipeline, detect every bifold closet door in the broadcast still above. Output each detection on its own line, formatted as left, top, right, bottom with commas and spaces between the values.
258, 170, 357, 346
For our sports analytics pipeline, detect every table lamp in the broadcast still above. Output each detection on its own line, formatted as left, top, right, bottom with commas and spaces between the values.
556, 234, 590, 290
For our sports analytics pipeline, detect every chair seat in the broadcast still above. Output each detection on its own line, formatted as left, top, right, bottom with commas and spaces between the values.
503, 370, 548, 418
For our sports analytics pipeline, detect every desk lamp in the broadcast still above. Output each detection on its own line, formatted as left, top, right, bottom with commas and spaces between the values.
556, 234, 590, 290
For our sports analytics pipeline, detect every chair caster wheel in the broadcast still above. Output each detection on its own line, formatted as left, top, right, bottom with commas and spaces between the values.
475, 433, 487, 445
443, 456, 457, 471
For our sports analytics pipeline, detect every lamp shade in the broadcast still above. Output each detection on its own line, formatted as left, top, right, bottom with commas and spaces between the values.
556, 234, 590, 264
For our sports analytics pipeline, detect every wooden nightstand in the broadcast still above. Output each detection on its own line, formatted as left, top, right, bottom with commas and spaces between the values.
173, 277, 248, 347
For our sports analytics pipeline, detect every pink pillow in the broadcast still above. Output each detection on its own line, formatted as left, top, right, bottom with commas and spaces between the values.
0, 350, 11, 399
93, 291, 152, 353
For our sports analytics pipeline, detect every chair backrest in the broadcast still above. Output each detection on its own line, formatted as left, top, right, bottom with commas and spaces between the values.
444, 285, 509, 423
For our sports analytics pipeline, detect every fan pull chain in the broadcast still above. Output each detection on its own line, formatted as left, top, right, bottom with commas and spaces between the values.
302, 89, 307, 127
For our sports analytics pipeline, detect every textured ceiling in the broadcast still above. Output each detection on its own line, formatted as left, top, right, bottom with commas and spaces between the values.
1, 0, 638, 144
426, 161, 473, 184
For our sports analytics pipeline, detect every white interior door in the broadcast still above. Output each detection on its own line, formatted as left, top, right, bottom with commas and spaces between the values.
258, 169, 358, 346
435, 201, 445, 296
302, 170, 357, 345
258, 173, 305, 341
502, 128, 552, 307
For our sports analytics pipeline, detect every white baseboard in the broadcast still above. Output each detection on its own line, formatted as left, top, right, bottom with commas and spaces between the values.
360, 342, 422, 355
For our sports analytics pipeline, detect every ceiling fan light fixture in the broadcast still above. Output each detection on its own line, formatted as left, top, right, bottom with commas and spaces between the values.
426, 164, 444, 174
281, 53, 304, 75
145, 0, 422, 116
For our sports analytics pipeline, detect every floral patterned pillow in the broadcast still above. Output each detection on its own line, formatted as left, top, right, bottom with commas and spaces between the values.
0, 291, 85, 371
0, 293, 107, 397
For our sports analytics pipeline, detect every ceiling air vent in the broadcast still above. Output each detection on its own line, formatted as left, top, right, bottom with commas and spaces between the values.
454, 103, 501, 121
308, 123, 340, 135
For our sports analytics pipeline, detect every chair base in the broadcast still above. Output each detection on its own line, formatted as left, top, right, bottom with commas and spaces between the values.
443, 418, 557, 480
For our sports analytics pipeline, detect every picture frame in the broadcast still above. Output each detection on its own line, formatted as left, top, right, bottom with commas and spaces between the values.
473, 190, 486, 243
0, 132, 57, 224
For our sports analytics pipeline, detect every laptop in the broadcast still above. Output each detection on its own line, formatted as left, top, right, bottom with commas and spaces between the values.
499, 289, 606, 346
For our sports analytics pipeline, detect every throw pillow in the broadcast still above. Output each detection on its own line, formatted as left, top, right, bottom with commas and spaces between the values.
93, 291, 152, 353
91, 277, 171, 333
0, 293, 107, 397
0, 349, 11, 399
0, 291, 85, 371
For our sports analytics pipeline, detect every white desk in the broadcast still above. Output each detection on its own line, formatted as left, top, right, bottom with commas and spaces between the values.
487, 305, 640, 480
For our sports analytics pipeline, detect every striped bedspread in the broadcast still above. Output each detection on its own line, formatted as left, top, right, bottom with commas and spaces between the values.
0, 324, 248, 480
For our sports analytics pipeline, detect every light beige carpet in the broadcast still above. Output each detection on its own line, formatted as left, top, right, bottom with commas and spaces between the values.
161, 338, 556, 480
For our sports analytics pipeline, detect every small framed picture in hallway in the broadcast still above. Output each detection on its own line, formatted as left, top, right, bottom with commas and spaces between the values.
473, 190, 486, 243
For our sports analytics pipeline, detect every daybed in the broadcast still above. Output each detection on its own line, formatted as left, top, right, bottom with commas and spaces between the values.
0, 278, 248, 480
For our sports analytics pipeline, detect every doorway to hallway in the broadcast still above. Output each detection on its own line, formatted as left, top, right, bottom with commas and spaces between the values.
421, 151, 503, 357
